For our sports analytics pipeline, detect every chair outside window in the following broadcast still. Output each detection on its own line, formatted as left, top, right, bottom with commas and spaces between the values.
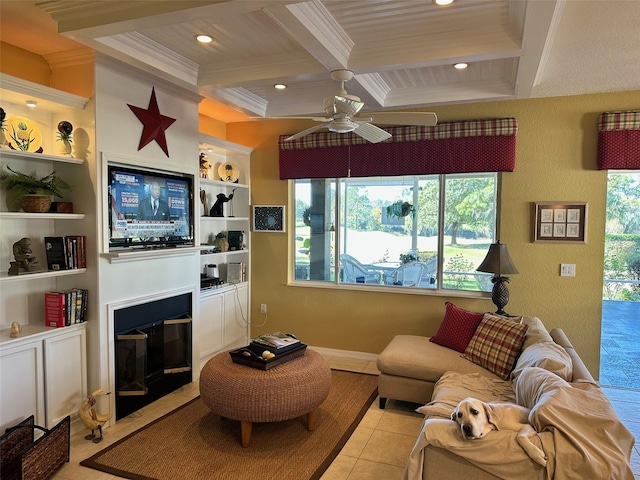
340, 254, 381, 284
384, 262, 429, 287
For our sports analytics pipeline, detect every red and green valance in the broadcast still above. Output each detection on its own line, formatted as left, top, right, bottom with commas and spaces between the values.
598, 110, 640, 170
279, 118, 518, 179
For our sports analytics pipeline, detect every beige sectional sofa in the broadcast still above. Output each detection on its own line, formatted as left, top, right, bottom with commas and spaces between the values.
376, 315, 636, 480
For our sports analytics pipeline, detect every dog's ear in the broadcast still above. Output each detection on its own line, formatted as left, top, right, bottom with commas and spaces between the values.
450, 408, 458, 422
483, 403, 500, 431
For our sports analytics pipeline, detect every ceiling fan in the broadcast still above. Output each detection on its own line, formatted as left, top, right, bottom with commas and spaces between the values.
284, 70, 438, 144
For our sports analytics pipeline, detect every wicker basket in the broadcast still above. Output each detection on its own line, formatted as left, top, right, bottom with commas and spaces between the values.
0, 415, 70, 480
20, 195, 52, 213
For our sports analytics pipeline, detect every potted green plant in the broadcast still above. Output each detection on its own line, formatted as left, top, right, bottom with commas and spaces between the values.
0, 165, 72, 212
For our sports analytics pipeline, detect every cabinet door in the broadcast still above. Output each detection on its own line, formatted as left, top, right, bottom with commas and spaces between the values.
223, 285, 249, 347
199, 293, 224, 359
43, 328, 87, 428
0, 341, 45, 432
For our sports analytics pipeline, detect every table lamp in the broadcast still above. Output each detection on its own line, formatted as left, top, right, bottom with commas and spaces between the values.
476, 241, 519, 316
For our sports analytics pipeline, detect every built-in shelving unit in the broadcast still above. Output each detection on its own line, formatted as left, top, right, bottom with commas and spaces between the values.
0, 74, 91, 432
197, 134, 252, 365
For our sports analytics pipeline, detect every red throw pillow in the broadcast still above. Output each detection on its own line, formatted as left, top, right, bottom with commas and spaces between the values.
429, 302, 485, 353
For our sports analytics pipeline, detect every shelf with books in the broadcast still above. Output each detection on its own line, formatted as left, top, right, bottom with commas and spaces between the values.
0, 268, 87, 283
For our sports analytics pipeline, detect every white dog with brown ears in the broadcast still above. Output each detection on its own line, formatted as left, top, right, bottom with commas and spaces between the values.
451, 397, 547, 467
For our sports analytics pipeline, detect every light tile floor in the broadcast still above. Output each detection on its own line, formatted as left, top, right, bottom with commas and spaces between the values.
53, 351, 639, 480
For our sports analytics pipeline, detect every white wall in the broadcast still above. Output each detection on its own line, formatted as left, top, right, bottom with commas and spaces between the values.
90, 56, 201, 416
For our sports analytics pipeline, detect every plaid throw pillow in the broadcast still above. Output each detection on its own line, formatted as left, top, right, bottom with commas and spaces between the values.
463, 314, 529, 380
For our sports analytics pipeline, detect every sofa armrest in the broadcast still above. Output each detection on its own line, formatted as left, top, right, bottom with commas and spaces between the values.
549, 328, 595, 383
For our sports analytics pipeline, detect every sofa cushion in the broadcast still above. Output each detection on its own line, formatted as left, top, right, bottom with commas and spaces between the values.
429, 302, 485, 353
511, 340, 573, 381
463, 314, 528, 380
416, 371, 515, 418
377, 335, 501, 383
521, 316, 553, 349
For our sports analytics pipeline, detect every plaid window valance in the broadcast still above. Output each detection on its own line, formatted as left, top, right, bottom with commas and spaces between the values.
598, 110, 640, 170
279, 118, 517, 179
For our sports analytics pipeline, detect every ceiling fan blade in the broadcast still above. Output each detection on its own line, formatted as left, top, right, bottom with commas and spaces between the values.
333, 96, 364, 117
285, 123, 329, 141
251, 116, 330, 122
352, 122, 392, 143
369, 112, 437, 127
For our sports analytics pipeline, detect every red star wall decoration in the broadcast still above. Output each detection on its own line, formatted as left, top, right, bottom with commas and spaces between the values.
127, 87, 176, 157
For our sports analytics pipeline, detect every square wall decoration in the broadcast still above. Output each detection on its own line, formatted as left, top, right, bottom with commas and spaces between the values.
253, 205, 285, 232
533, 201, 588, 243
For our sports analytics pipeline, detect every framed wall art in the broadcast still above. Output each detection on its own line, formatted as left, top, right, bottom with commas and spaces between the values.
533, 201, 588, 243
253, 205, 285, 232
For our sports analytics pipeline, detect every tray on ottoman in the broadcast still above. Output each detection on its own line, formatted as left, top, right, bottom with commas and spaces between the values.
230, 343, 307, 370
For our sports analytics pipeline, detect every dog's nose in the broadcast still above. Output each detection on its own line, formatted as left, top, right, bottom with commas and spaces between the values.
462, 424, 473, 434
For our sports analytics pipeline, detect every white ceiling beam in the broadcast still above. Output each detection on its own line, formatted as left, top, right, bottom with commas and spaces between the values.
263, 0, 353, 72
513, 0, 563, 97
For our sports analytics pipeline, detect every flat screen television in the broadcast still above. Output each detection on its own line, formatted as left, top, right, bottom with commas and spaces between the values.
108, 164, 195, 250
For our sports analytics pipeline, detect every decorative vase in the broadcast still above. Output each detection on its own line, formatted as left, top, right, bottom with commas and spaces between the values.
58, 138, 73, 157
21, 195, 52, 213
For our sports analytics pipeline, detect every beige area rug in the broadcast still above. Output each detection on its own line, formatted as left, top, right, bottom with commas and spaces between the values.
81, 370, 378, 480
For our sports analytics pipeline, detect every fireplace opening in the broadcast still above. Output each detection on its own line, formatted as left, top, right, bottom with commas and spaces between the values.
114, 293, 192, 420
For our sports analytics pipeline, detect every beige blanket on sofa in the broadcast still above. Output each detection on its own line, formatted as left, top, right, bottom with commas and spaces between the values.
403, 371, 635, 480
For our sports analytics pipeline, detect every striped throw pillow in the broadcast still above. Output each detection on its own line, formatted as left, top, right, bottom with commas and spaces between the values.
463, 313, 529, 380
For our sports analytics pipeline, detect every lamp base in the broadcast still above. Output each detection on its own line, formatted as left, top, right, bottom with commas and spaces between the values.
491, 277, 510, 317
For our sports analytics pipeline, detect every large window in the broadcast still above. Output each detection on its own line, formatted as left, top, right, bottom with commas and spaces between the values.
293, 173, 498, 293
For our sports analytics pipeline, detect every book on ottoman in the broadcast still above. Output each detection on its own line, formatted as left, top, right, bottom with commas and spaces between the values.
250, 332, 303, 355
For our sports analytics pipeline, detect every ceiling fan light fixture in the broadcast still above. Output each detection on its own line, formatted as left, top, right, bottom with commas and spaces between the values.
195, 34, 213, 44
274, 84, 287, 90
329, 118, 357, 134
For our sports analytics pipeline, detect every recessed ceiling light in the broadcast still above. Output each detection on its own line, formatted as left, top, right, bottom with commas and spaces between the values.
195, 34, 213, 44
435, 0, 454, 5
25, 100, 37, 108
274, 84, 287, 90
453, 63, 468, 70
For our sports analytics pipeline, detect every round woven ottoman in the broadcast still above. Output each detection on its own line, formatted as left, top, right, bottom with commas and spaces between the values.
200, 348, 331, 447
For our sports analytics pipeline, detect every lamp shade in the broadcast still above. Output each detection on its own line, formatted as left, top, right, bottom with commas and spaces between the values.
476, 241, 518, 276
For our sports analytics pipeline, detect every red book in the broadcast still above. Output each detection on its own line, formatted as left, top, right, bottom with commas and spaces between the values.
45, 292, 66, 328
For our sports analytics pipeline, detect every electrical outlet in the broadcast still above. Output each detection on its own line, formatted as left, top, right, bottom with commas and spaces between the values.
260, 304, 267, 314
560, 264, 576, 277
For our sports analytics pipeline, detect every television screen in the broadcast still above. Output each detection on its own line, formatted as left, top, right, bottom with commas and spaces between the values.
108, 164, 194, 249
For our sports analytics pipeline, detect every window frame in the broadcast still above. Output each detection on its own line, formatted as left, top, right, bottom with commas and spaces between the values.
289, 173, 501, 298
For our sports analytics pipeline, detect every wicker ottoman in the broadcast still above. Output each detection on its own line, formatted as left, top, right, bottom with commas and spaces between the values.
200, 348, 331, 447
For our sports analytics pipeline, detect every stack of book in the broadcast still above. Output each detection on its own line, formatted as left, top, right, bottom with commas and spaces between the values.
44, 236, 86, 271
45, 289, 88, 327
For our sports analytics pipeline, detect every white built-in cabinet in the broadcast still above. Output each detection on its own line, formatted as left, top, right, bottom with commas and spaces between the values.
0, 324, 86, 431
0, 74, 91, 432
197, 134, 252, 366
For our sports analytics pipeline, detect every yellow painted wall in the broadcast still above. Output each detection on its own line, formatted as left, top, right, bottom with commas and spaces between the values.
198, 113, 226, 139
229, 89, 640, 379
0, 42, 50, 86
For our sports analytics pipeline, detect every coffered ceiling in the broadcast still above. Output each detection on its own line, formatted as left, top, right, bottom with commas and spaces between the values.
3, 1, 640, 122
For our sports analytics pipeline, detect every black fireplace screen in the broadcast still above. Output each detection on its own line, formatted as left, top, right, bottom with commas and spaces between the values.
114, 293, 192, 419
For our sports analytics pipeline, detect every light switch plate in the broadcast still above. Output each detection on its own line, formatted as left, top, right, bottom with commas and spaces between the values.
560, 264, 576, 277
